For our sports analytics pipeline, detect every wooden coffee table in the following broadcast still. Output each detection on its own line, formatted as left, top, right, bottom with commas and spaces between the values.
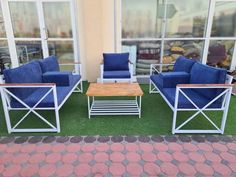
86, 83, 143, 118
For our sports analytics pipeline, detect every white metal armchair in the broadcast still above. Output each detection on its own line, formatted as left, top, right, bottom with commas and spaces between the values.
100, 53, 133, 83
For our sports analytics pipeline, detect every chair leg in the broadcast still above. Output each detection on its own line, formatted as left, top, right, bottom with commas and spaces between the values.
0, 88, 12, 133
55, 108, 60, 133
172, 108, 177, 134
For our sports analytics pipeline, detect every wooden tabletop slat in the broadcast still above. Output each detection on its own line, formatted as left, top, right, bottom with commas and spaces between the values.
86, 83, 143, 96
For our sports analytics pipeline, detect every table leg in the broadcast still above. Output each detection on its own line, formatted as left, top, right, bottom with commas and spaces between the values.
87, 96, 91, 119
139, 96, 142, 118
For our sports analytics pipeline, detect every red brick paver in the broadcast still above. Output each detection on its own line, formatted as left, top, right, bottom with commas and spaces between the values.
0, 136, 236, 176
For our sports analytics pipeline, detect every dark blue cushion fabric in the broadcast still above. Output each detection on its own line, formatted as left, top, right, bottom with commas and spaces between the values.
42, 71, 73, 86
162, 88, 222, 109
173, 56, 196, 73
103, 53, 129, 71
103, 71, 131, 79
3, 61, 42, 100
153, 72, 190, 88
190, 62, 227, 99
39, 56, 60, 73
11, 75, 81, 108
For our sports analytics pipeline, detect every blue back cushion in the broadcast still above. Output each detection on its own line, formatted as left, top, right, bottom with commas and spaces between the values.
103, 53, 129, 71
39, 55, 60, 73
190, 62, 227, 99
3, 61, 43, 99
173, 56, 196, 73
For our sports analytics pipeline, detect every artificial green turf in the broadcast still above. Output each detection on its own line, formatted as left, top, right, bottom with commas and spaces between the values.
0, 82, 235, 136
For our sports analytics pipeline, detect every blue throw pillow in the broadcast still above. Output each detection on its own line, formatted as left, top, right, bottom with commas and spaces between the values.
103, 53, 129, 71
173, 56, 196, 73
39, 56, 60, 73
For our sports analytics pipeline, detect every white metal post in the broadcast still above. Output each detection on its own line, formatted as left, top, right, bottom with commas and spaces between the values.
87, 96, 91, 119
52, 85, 60, 132
172, 87, 180, 134
0, 88, 12, 133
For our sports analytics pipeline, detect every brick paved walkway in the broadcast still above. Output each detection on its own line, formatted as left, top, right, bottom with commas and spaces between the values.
0, 136, 236, 177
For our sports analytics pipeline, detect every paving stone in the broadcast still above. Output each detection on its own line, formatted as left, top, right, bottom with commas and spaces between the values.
127, 163, 143, 176
206, 135, 220, 143
84, 136, 96, 143
15, 137, 28, 144
111, 136, 123, 143
138, 136, 151, 143
125, 136, 137, 143
97, 136, 110, 143
70, 136, 83, 143
164, 136, 178, 142
56, 136, 69, 143
28, 136, 43, 144
220, 136, 233, 143
0, 137, 15, 144
178, 163, 196, 175
192, 136, 205, 143
178, 136, 192, 142
42, 136, 56, 143
151, 136, 164, 142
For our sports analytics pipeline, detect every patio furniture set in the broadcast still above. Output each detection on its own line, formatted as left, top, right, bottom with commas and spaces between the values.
0, 53, 233, 135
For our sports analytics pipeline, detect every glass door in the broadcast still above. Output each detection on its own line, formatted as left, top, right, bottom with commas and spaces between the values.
42, 1, 77, 64
8, 1, 44, 64
5, 0, 78, 67
207, 0, 236, 70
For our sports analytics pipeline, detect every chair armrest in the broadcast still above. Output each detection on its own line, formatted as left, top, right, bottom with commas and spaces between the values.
150, 63, 174, 75
0, 83, 55, 88
177, 84, 233, 89
42, 72, 73, 86
159, 72, 190, 88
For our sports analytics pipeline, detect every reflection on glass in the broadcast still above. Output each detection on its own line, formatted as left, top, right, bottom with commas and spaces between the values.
122, 0, 163, 38
9, 2, 40, 38
0, 3, 6, 38
122, 41, 161, 75
0, 41, 11, 74
207, 40, 234, 69
48, 41, 74, 63
15, 41, 43, 64
166, 0, 209, 38
211, 2, 236, 37
164, 40, 203, 62
43, 2, 72, 38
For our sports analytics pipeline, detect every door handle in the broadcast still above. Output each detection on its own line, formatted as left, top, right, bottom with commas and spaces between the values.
44, 28, 49, 40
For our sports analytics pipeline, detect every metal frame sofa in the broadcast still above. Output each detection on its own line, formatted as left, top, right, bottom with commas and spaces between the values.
0, 56, 82, 133
150, 56, 233, 134
100, 53, 133, 83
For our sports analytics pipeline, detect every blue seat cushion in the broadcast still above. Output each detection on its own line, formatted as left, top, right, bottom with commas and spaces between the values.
11, 75, 81, 108
173, 56, 196, 73
39, 56, 60, 73
103, 71, 131, 79
190, 62, 227, 99
150, 72, 190, 88
162, 88, 222, 109
42, 71, 73, 86
3, 61, 43, 100
103, 53, 129, 71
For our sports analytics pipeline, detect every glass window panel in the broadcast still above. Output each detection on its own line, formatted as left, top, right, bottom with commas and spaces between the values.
43, 2, 72, 38
0, 3, 6, 38
122, 41, 161, 75
16, 41, 43, 64
122, 0, 163, 38
207, 40, 234, 70
211, 2, 236, 37
0, 41, 11, 74
164, 40, 204, 63
9, 2, 40, 38
48, 41, 74, 71
165, 0, 209, 38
